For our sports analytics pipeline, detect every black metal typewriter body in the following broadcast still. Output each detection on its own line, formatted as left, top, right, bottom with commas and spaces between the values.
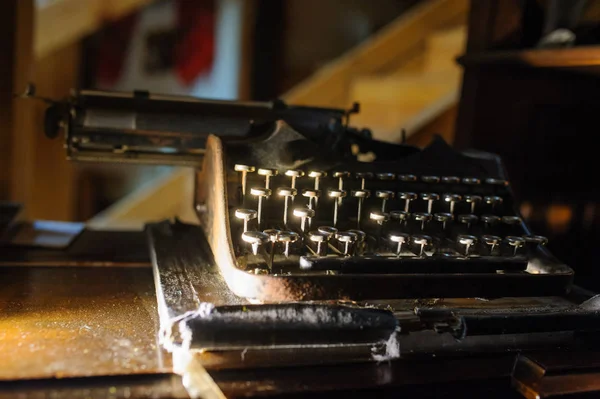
44, 89, 600, 367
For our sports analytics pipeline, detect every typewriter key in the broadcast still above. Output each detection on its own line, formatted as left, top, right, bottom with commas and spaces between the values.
457, 234, 478, 256
441, 176, 460, 184
421, 192, 440, 213
333, 171, 351, 190
257, 168, 278, 191
484, 196, 503, 212
302, 189, 321, 215
309, 231, 329, 256
422, 175, 440, 184
505, 236, 525, 256
482, 235, 501, 254
355, 172, 373, 189
464, 195, 482, 213
434, 212, 453, 230
235, 208, 257, 232
242, 231, 269, 255
277, 187, 297, 228
502, 216, 522, 226
462, 177, 481, 185
481, 214, 501, 229
389, 232, 410, 257
234, 164, 255, 197
390, 210, 409, 225
458, 214, 479, 230
308, 171, 327, 206
376, 190, 395, 212
318, 226, 338, 239
328, 189, 347, 227
348, 229, 367, 255
250, 187, 271, 229
277, 231, 300, 258
412, 234, 432, 257
398, 174, 417, 182
351, 189, 371, 228
285, 169, 305, 190
264, 228, 281, 265
523, 235, 548, 246
293, 207, 316, 233
412, 212, 433, 231
370, 211, 390, 243
399, 192, 417, 212
443, 193, 462, 214
485, 178, 509, 187
335, 231, 358, 256
376, 172, 396, 181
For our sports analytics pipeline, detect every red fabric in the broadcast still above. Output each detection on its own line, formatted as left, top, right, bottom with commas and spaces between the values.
174, 0, 216, 86
96, 13, 138, 87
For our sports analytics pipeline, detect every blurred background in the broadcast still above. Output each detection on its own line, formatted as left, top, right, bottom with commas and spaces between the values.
1, 0, 598, 289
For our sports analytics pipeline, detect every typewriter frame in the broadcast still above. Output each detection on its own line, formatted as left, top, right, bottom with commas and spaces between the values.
194, 126, 574, 303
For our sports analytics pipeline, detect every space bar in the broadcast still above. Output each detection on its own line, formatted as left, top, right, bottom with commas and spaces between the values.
299, 255, 528, 274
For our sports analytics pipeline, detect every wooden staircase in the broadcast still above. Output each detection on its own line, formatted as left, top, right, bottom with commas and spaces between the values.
88, 0, 470, 228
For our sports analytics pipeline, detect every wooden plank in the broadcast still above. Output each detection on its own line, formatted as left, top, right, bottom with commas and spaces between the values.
35, 0, 155, 60
283, 0, 469, 107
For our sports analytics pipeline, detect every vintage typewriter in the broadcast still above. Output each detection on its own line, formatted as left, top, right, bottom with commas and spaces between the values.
41, 89, 600, 395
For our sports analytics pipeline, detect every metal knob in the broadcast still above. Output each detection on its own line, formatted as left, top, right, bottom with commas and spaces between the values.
318, 226, 338, 239
398, 192, 417, 212
277, 187, 297, 228
441, 176, 460, 184
376, 190, 395, 212
333, 171, 351, 190
457, 234, 478, 256
485, 178, 508, 187
250, 187, 271, 229
421, 192, 440, 213
308, 171, 327, 206
389, 232, 410, 257
328, 189, 347, 227
484, 196, 503, 211
335, 231, 358, 256
462, 177, 481, 185
398, 174, 417, 182
376, 172, 396, 181
422, 175, 440, 184
412, 212, 432, 231
482, 234, 501, 254
234, 164, 255, 198
443, 193, 462, 214
464, 195, 482, 213
302, 188, 321, 211
412, 234, 432, 257
434, 212, 453, 230
285, 169, 304, 189
293, 207, 316, 233
277, 231, 300, 258
241, 231, 269, 255
355, 172, 373, 189
505, 236, 525, 256
481, 214, 501, 229
390, 210, 409, 225
234, 208, 257, 232
502, 216, 522, 226
309, 231, 329, 256
257, 168, 278, 190
457, 214, 479, 230
351, 189, 371, 228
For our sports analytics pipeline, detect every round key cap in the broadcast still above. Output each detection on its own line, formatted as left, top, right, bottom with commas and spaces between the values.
370, 211, 390, 224
258, 168, 278, 177
434, 212, 453, 229
234, 164, 255, 172
441, 176, 460, 184
293, 207, 315, 232
502, 216, 522, 225
399, 192, 418, 212
352, 189, 371, 198
250, 187, 271, 197
485, 178, 508, 187
263, 229, 281, 244
412, 212, 432, 230
523, 235, 548, 246
482, 234, 501, 253
333, 171, 351, 179
398, 174, 417, 182
481, 214, 501, 227
484, 195, 503, 207
302, 189, 321, 210
422, 175, 440, 184
421, 192, 440, 213
412, 234, 432, 257
390, 210, 409, 223
328, 189, 347, 227
462, 177, 481, 185
328, 189, 347, 198
505, 235, 525, 255
277, 187, 297, 197
277, 231, 300, 257
309, 231, 329, 256
443, 193, 462, 214
389, 232, 410, 256
348, 229, 367, 255
458, 214, 479, 229
335, 231, 358, 256
234, 208, 257, 232
355, 172, 374, 180
464, 195, 482, 213
318, 226, 338, 238
308, 170, 327, 178
242, 231, 269, 255
376, 172, 396, 181
457, 234, 478, 256
285, 169, 304, 178
376, 190, 395, 212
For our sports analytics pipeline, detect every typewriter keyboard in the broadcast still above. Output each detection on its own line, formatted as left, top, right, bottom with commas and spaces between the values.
229, 165, 548, 275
